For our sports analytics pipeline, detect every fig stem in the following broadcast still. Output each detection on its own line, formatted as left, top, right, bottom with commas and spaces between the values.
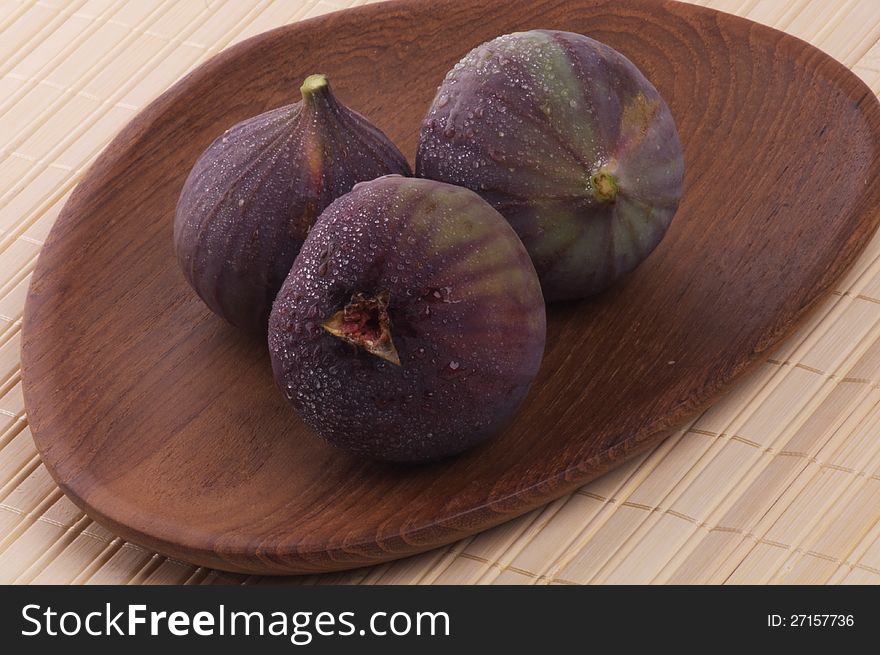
300, 74, 329, 99
322, 290, 401, 366
591, 170, 619, 202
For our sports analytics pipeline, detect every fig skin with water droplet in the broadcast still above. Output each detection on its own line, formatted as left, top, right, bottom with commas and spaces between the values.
174, 74, 411, 332
268, 175, 546, 462
416, 30, 685, 301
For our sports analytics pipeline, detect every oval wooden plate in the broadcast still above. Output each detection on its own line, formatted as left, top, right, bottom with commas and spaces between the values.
21, 0, 880, 575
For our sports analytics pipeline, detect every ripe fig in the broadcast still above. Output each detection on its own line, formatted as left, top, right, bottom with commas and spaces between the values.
268, 175, 546, 461
416, 30, 684, 301
174, 74, 411, 332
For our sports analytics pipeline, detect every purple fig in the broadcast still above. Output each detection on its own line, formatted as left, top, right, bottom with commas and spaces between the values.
174, 74, 411, 332
268, 175, 546, 461
416, 30, 684, 301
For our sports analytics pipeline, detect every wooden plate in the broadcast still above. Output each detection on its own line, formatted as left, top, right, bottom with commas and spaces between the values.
21, 0, 880, 575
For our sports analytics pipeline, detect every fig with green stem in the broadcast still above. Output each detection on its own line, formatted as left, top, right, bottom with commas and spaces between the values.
174, 74, 411, 332
417, 30, 685, 301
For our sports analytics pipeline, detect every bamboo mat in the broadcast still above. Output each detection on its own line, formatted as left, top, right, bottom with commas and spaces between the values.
1, 0, 880, 585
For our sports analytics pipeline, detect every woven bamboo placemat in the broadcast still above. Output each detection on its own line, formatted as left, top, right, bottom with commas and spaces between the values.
1, 0, 880, 585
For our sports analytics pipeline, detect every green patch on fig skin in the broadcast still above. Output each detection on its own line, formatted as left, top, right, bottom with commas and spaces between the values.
322, 289, 401, 366
515, 32, 598, 160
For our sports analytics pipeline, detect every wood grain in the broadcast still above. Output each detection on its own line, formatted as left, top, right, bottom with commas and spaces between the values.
20, 0, 880, 574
